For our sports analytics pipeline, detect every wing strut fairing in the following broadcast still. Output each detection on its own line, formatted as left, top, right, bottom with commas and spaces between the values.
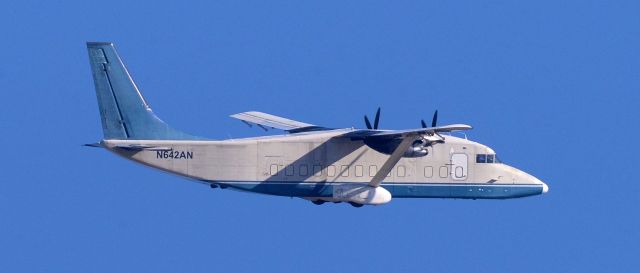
368, 134, 420, 187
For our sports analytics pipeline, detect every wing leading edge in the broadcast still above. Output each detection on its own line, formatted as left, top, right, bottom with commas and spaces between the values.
340, 124, 472, 139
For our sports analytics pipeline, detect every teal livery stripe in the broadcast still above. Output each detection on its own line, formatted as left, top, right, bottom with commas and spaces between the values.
206, 181, 544, 199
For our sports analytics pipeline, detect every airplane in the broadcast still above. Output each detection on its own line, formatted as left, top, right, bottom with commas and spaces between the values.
85, 42, 548, 207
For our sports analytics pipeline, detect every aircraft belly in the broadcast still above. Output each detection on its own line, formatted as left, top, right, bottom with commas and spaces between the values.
388, 183, 543, 199
216, 180, 543, 200
226, 181, 332, 197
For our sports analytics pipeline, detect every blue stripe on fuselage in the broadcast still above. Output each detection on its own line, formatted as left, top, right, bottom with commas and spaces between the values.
205, 181, 544, 199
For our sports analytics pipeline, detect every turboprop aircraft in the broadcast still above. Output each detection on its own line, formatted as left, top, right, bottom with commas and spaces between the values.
85, 42, 548, 207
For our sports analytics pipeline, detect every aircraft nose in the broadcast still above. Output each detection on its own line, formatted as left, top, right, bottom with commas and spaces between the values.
504, 165, 548, 194
519, 170, 548, 194
531, 176, 548, 194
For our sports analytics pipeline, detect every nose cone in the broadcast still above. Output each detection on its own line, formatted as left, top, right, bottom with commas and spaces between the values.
530, 175, 548, 194
527, 174, 548, 194
497, 164, 549, 195
509, 165, 548, 194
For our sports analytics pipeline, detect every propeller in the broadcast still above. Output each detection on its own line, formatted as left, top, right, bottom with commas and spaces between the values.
421, 110, 438, 128
364, 107, 381, 130
420, 110, 445, 143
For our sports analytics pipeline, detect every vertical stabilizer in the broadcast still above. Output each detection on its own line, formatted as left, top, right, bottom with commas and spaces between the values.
87, 42, 201, 140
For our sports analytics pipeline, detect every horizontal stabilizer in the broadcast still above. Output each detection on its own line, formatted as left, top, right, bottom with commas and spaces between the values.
83, 143, 103, 148
113, 144, 173, 151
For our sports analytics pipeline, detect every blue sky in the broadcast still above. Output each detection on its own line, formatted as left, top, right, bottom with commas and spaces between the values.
1, 0, 638, 272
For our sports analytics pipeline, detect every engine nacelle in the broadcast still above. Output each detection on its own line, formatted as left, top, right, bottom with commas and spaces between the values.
364, 137, 440, 158
331, 184, 392, 205
404, 145, 428, 157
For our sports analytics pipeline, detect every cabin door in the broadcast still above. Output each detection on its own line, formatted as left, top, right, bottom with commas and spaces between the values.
450, 153, 468, 181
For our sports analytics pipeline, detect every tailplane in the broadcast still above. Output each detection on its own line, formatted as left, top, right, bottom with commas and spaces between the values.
86, 42, 201, 140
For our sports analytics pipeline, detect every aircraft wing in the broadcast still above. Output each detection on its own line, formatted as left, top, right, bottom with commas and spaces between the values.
230, 111, 330, 133
336, 124, 472, 188
341, 124, 472, 139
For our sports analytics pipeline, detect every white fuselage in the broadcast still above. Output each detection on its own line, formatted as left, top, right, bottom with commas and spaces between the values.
102, 129, 547, 204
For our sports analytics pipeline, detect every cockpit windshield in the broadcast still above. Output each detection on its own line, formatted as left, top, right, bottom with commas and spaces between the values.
476, 154, 502, 164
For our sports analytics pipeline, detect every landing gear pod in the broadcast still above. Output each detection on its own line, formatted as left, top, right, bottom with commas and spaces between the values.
332, 184, 392, 205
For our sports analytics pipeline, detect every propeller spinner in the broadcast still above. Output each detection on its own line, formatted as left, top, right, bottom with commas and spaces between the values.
420, 110, 445, 143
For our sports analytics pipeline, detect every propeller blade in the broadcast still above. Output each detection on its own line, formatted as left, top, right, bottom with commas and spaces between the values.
364, 115, 372, 129
373, 107, 381, 130
431, 110, 438, 127
421, 119, 427, 128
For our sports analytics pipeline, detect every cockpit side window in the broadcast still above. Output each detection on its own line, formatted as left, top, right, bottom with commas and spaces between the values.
476, 154, 487, 163
476, 154, 501, 164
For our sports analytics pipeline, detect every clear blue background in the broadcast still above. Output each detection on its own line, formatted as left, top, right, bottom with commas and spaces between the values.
1, 1, 638, 272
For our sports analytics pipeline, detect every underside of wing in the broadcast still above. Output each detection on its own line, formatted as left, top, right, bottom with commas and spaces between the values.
230, 111, 330, 133
340, 124, 472, 139
334, 123, 472, 159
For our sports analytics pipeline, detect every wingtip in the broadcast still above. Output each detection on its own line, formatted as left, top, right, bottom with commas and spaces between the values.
452, 124, 473, 130
432, 124, 473, 131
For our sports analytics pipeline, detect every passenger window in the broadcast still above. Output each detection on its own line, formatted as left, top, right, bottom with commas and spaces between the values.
439, 166, 448, 178
299, 165, 308, 176
340, 165, 349, 177
270, 164, 278, 175
369, 165, 377, 177
313, 165, 322, 176
424, 166, 433, 178
355, 165, 363, 177
285, 165, 294, 176
476, 154, 487, 163
397, 166, 406, 177
487, 154, 494, 163
327, 165, 336, 177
